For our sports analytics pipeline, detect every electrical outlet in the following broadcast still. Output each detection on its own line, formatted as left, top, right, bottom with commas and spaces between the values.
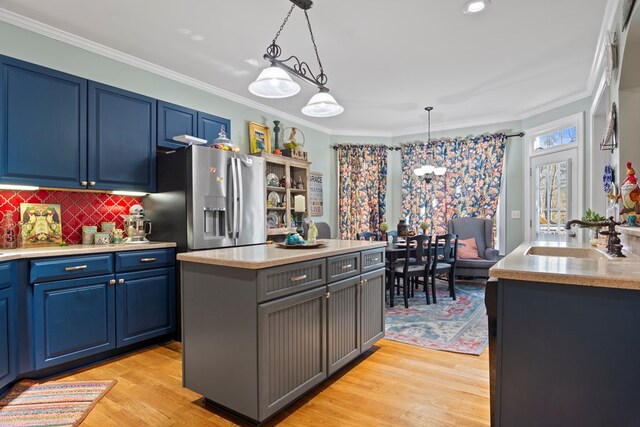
511, 210, 521, 219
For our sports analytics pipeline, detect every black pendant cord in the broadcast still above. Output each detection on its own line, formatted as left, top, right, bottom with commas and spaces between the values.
272, 4, 296, 45
304, 10, 325, 83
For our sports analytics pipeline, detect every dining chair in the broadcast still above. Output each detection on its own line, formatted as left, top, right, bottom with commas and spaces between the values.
392, 234, 432, 308
429, 233, 458, 303
356, 231, 380, 241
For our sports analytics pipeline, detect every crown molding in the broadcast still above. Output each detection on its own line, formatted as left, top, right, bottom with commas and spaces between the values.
0, 8, 332, 135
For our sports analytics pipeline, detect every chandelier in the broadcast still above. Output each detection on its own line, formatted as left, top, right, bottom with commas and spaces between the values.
248, 0, 344, 118
414, 107, 446, 183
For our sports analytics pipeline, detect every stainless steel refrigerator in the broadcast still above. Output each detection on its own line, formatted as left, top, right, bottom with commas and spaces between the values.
144, 146, 265, 251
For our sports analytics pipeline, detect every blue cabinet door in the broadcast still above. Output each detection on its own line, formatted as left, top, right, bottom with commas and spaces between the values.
0, 56, 87, 188
88, 82, 156, 192
197, 111, 231, 146
157, 101, 197, 150
115, 267, 175, 347
33, 274, 116, 369
0, 287, 15, 389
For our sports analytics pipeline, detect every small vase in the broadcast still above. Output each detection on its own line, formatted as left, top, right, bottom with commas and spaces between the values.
589, 228, 599, 246
1, 211, 17, 249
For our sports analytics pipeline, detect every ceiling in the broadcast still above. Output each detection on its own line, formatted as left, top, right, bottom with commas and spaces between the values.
0, 0, 609, 136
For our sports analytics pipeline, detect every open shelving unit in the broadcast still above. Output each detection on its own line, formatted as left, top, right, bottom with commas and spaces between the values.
257, 153, 311, 241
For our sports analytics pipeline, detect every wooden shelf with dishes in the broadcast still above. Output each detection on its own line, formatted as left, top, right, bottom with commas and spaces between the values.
257, 152, 311, 242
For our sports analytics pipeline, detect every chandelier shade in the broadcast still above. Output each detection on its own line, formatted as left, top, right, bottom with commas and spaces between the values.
413, 107, 446, 182
248, 66, 301, 98
301, 90, 344, 117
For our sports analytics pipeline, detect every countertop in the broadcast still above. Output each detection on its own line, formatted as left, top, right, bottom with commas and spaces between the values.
489, 240, 640, 290
0, 241, 176, 261
176, 240, 386, 269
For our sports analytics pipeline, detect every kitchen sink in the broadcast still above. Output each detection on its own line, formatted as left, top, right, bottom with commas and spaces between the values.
525, 246, 610, 259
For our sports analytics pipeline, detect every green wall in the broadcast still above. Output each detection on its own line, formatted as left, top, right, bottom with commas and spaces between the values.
0, 20, 596, 252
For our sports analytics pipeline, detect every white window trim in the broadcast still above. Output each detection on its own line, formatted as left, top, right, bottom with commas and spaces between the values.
523, 112, 584, 241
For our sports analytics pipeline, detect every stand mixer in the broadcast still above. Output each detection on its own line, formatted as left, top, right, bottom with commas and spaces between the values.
121, 205, 152, 244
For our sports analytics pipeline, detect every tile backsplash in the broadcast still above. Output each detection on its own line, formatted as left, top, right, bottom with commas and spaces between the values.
0, 190, 142, 245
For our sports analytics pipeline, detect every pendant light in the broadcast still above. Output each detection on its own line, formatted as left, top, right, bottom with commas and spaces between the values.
414, 107, 446, 183
248, 0, 343, 117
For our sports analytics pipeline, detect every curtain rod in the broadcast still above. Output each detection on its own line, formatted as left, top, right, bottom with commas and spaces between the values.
330, 132, 525, 151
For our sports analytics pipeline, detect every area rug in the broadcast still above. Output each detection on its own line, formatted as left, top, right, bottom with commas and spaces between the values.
385, 282, 488, 355
0, 379, 116, 426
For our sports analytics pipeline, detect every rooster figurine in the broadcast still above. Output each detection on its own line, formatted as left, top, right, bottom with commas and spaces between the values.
619, 162, 640, 213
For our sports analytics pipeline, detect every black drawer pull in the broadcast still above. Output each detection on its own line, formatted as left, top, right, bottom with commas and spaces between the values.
65, 265, 87, 271
140, 258, 157, 262
290, 275, 307, 282
341, 264, 353, 270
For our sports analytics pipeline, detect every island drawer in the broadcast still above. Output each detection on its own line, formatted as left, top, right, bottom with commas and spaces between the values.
30, 254, 114, 283
115, 249, 175, 272
361, 248, 385, 273
327, 253, 360, 282
257, 259, 326, 302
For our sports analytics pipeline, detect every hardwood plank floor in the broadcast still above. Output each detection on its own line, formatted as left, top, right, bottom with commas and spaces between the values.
55, 339, 489, 426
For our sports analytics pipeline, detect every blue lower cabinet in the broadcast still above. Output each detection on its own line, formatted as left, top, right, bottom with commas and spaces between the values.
33, 274, 116, 369
115, 267, 175, 347
0, 287, 15, 389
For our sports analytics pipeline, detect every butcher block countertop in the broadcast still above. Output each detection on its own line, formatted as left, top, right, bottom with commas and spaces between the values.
489, 240, 640, 290
177, 239, 386, 269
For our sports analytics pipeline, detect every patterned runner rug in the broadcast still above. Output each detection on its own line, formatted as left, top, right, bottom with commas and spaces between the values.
0, 379, 116, 426
385, 282, 488, 355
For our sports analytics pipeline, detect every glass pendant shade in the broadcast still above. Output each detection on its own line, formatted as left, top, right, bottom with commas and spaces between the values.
434, 166, 447, 176
248, 66, 301, 98
414, 166, 427, 177
301, 91, 344, 117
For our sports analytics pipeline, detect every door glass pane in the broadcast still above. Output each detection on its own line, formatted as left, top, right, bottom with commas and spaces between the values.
535, 160, 569, 237
534, 126, 577, 151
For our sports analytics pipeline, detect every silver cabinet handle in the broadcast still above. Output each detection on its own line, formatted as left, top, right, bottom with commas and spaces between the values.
109, 279, 116, 285
140, 258, 157, 262
81, 181, 88, 186
65, 265, 87, 271
341, 264, 353, 270
89, 181, 96, 186
325, 292, 331, 299
371, 258, 380, 262
118, 279, 125, 284
290, 275, 307, 282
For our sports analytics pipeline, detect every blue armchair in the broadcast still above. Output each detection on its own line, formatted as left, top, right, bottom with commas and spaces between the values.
447, 218, 499, 279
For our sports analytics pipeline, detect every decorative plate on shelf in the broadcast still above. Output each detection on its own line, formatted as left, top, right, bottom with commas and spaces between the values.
266, 211, 279, 228
267, 191, 281, 207
275, 242, 326, 249
603, 165, 614, 194
266, 173, 280, 187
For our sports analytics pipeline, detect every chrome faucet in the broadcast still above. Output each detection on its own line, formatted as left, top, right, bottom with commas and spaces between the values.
564, 216, 625, 257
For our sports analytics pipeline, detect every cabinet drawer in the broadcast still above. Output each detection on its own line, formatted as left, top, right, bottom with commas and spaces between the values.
327, 253, 360, 282
257, 259, 326, 302
0, 262, 14, 290
361, 248, 385, 273
115, 249, 175, 272
30, 254, 113, 283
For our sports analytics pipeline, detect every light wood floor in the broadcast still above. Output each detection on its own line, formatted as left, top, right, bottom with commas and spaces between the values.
56, 339, 489, 426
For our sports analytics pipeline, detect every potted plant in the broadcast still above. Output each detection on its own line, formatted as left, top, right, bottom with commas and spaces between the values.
419, 221, 429, 235
379, 222, 389, 241
580, 208, 606, 246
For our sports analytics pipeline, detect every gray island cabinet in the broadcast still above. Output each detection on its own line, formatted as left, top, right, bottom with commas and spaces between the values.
177, 240, 386, 423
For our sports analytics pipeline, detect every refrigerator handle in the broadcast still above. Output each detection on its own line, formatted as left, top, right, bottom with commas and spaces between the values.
227, 158, 236, 239
236, 158, 244, 238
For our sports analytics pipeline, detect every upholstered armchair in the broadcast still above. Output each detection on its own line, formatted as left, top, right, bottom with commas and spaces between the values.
447, 218, 499, 279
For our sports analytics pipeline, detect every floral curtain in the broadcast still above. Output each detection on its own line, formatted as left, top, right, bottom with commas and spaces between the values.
401, 134, 506, 235
337, 145, 388, 239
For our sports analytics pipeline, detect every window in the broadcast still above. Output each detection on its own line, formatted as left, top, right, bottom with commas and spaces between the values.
533, 126, 577, 151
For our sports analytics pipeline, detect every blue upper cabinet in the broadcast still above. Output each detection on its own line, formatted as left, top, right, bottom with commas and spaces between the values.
198, 111, 230, 146
88, 82, 156, 193
0, 56, 87, 189
157, 101, 197, 150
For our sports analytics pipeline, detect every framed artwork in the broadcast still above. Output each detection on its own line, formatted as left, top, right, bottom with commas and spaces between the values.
248, 121, 271, 154
623, 0, 637, 31
309, 172, 323, 216
20, 203, 63, 246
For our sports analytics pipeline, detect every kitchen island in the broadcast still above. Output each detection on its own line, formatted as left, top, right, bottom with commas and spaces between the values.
177, 240, 386, 423
488, 241, 640, 427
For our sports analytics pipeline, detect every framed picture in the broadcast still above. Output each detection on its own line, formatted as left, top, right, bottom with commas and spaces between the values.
309, 172, 323, 216
248, 121, 271, 154
623, 0, 637, 31
20, 203, 63, 246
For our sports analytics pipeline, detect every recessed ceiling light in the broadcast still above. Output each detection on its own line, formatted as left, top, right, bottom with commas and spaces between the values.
463, 0, 491, 14
178, 28, 192, 35
190, 35, 204, 41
